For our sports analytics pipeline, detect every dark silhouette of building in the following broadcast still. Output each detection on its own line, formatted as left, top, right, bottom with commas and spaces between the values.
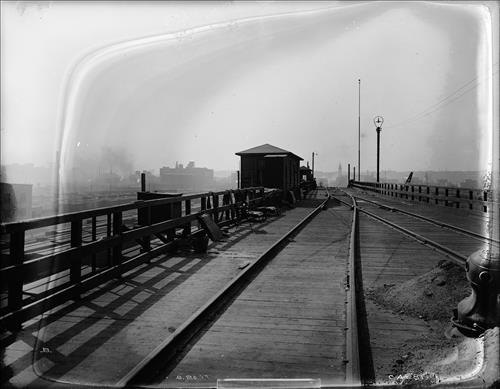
300, 165, 313, 183
159, 161, 214, 192
235, 144, 302, 192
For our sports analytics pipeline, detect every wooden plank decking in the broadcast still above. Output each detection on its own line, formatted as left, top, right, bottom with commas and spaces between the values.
348, 188, 495, 382
152, 199, 352, 386
3, 187, 495, 388
2, 202, 317, 387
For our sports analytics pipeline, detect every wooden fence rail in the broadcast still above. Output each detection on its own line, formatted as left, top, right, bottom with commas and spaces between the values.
350, 181, 496, 212
0, 187, 277, 329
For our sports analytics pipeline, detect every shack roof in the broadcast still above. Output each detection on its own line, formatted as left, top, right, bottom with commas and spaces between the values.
235, 144, 303, 160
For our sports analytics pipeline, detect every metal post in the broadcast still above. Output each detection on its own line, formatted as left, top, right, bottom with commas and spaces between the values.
348, 163, 351, 184
358, 79, 361, 181
312, 152, 315, 178
376, 127, 381, 183
237, 171, 240, 189
353, 167, 356, 182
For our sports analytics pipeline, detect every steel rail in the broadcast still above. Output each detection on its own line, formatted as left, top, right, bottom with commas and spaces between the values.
116, 190, 331, 387
329, 191, 355, 209
356, 205, 468, 266
340, 189, 467, 266
350, 193, 499, 245
339, 192, 360, 385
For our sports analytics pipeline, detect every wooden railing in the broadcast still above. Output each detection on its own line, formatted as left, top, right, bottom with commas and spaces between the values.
350, 181, 496, 212
0, 187, 278, 329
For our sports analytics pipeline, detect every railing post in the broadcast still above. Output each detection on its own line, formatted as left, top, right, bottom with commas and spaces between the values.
435, 187, 439, 205
230, 191, 236, 220
142, 206, 152, 254
201, 196, 207, 212
8, 230, 25, 328
456, 189, 460, 208
411, 185, 415, 200
112, 211, 123, 277
107, 213, 112, 266
91, 216, 97, 272
445, 188, 449, 207
483, 191, 488, 212
213, 194, 219, 223
426, 186, 430, 203
70, 220, 83, 299
469, 190, 473, 210
223, 193, 230, 221
235, 190, 243, 220
183, 199, 191, 236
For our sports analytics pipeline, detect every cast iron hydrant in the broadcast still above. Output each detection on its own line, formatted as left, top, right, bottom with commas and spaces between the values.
452, 248, 500, 337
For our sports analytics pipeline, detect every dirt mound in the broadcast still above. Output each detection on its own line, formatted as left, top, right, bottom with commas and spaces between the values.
367, 260, 470, 321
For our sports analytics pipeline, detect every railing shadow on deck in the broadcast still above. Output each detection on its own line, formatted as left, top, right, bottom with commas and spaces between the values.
0, 187, 283, 331
1, 250, 215, 386
0, 200, 291, 387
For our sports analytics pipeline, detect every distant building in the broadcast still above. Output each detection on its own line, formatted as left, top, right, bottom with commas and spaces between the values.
436, 179, 450, 187
460, 179, 479, 189
1, 182, 33, 222
235, 143, 302, 192
159, 161, 214, 192
334, 163, 348, 187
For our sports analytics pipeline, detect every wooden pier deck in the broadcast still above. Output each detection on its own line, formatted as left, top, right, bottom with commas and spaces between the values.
342, 187, 498, 383
152, 199, 352, 386
2, 186, 498, 388
3, 193, 329, 387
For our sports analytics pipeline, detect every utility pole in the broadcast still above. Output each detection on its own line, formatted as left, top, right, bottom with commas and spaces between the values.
358, 79, 361, 181
312, 152, 317, 178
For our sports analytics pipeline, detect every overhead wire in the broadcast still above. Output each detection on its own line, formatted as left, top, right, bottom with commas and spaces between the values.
385, 63, 499, 129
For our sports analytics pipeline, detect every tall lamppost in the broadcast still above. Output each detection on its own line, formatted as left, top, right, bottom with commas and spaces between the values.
374, 116, 384, 183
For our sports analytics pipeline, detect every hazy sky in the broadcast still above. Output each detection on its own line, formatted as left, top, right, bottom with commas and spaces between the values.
1, 1, 498, 177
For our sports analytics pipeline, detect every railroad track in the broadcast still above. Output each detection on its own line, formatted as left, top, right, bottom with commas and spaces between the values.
341, 189, 499, 266
115, 188, 362, 387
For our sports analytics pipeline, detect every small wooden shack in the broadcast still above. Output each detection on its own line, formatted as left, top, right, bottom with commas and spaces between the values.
235, 144, 303, 193
300, 166, 313, 183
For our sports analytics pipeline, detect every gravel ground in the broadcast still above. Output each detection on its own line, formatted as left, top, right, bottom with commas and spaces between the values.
366, 260, 484, 385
